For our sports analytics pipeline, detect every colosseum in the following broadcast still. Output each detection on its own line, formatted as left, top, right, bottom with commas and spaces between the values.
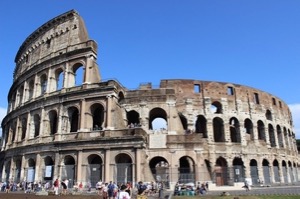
0, 9, 299, 190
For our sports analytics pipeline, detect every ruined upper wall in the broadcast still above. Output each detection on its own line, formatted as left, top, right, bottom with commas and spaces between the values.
13, 10, 90, 80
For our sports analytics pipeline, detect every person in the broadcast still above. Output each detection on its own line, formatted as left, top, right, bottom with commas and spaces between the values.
5, 182, 10, 193
61, 179, 67, 195
108, 181, 115, 199
243, 180, 250, 191
53, 179, 59, 195
137, 181, 147, 199
118, 184, 130, 199
96, 180, 103, 195
79, 182, 83, 192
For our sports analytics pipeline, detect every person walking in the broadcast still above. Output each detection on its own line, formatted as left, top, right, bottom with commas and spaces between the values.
53, 179, 59, 195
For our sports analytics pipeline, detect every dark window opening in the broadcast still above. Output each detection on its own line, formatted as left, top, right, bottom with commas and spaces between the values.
254, 93, 260, 104
227, 86, 234, 95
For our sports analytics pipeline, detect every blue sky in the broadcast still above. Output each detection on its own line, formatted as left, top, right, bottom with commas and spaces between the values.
0, 0, 299, 137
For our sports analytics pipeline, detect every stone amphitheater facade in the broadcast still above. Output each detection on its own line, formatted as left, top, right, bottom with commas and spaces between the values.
0, 10, 299, 190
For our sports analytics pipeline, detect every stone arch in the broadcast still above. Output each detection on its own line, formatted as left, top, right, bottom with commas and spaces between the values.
87, 154, 103, 187
70, 62, 85, 87
28, 79, 35, 100
257, 120, 266, 141
276, 125, 283, 148
262, 159, 271, 184
282, 160, 288, 183
34, 114, 40, 137
118, 91, 125, 103
268, 124, 276, 147
178, 112, 188, 131
211, 101, 222, 114
115, 153, 133, 185
62, 155, 76, 187
288, 161, 294, 183
149, 107, 168, 131
266, 109, 272, 121
4, 160, 11, 182
250, 159, 259, 185
215, 157, 228, 186
18, 85, 24, 106
49, 110, 58, 135
149, 156, 169, 188
273, 159, 280, 182
126, 110, 140, 127
179, 156, 196, 183
15, 159, 22, 183
21, 117, 27, 140
27, 158, 36, 183
44, 156, 54, 181
213, 117, 225, 142
55, 67, 64, 91
68, 106, 79, 132
229, 117, 240, 143
90, 103, 105, 130
40, 73, 48, 95
244, 118, 253, 141
233, 157, 244, 182
195, 115, 207, 138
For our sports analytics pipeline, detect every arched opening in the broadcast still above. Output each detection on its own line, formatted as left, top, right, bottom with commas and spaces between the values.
215, 157, 228, 186
149, 157, 170, 188
195, 115, 207, 138
229, 117, 240, 143
40, 74, 47, 95
266, 110, 272, 121
262, 159, 271, 184
233, 157, 244, 182
179, 156, 195, 184
126, 110, 140, 127
27, 158, 36, 183
15, 159, 22, 183
257, 120, 266, 141
44, 156, 54, 182
56, 68, 64, 90
91, 104, 105, 130
273, 159, 280, 182
250, 159, 259, 185
62, 155, 76, 188
149, 108, 168, 131
21, 117, 27, 140
118, 91, 125, 103
282, 161, 288, 183
28, 80, 34, 100
18, 85, 24, 106
277, 125, 284, 148
211, 101, 222, 114
34, 114, 40, 137
288, 161, 294, 183
115, 153, 132, 185
49, 110, 58, 135
68, 107, 79, 132
178, 113, 188, 131
268, 124, 276, 147
87, 154, 103, 187
213, 117, 225, 142
244, 119, 253, 141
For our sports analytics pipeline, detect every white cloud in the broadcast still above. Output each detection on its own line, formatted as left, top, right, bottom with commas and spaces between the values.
289, 103, 300, 139
0, 107, 7, 137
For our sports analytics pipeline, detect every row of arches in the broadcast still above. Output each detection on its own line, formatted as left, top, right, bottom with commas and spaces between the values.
10, 63, 84, 112
4, 153, 298, 188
